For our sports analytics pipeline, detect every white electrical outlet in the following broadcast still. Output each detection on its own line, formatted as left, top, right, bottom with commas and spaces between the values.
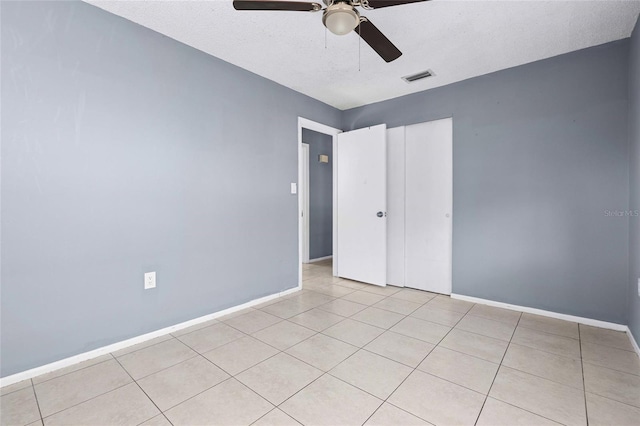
144, 272, 156, 290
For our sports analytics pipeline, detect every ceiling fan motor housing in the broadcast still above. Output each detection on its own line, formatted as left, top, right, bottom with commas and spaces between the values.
323, 1, 361, 35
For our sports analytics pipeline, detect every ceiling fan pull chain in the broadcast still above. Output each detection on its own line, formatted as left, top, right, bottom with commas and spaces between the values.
358, 19, 361, 71
325, 26, 327, 49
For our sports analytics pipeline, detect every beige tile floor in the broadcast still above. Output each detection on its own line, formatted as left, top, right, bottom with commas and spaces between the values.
2, 259, 640, 425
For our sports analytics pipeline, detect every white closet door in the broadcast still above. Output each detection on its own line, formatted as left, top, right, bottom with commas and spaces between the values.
386, 127, 405, 287
336, 124, 387, 286
405, 118, 453, 294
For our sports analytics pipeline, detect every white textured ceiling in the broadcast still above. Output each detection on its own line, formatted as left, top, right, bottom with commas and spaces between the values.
86, 0, 640, 109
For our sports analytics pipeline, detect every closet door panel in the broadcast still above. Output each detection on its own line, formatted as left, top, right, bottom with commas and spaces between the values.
405, 119, 453, 294
387, 126, 405, 287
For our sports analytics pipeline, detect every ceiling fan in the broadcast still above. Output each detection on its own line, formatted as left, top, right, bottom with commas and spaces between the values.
232, 0, 429, 63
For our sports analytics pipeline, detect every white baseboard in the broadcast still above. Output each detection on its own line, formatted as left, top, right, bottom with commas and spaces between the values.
309, 256, 332, 263
450, 293, 628, 332
0, 286, 301, 388
627, 327, 640, 358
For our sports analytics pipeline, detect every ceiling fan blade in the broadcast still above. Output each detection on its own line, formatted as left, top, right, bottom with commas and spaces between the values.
233, 1, 322, 11
355, 17, 402, 63
365, 0, 429, 9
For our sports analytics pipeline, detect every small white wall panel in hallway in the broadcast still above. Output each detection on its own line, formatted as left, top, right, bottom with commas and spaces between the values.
337, 124, 387, 286
405, 118, 453, 294
386, 127, 405, 287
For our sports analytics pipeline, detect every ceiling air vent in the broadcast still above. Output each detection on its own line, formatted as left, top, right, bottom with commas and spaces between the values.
402, 69, 435, 83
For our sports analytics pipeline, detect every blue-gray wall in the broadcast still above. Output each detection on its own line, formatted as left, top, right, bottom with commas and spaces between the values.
0, 1, 341, 377
343, 40, 630, 325
302, 128, 333, 260
629, 16, 640, 341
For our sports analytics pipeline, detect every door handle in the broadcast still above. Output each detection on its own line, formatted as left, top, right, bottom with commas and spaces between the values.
377, 211, 386, 218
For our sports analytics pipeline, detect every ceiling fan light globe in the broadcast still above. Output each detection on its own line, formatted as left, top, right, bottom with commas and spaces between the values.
323, 4, 360, 35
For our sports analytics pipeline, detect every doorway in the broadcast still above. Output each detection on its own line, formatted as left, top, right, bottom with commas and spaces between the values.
297, 118, 341, 288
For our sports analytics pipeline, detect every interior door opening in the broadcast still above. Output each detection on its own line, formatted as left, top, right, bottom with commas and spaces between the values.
301, 130, 334, 264
297, 118, 341, 288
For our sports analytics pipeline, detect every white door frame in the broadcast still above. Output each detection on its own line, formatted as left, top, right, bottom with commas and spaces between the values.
298, 117, 342, 289
301, 143, 310, 263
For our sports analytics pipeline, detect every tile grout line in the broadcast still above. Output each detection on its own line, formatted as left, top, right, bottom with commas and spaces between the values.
472, 311, 522, 426
30, 379, 44, 425
37, 382, 133, 421
111, 355, 175, 426
359, 299, 475, 426
579, 324, 590, 426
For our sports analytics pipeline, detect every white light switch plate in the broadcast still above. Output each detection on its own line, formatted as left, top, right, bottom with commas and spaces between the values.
144, 271, 156, 290
291, 183, 297, 194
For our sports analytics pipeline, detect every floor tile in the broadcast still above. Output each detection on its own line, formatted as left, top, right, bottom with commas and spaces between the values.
171, 319, 219, 338
288, 292, 336, 308
410, 305, 465, 327
583, 363, 640, 408
117, 338, 197, 380
286, 334, 358, 371
216, 307, 258, 321
288, 308, 344, 332
280, 374, 382, 426
175, 322, 245, 353
164, 379, 273, 426
223, 310, 282, 334
360, 284, 402, 296
305, 284, 355, 298
253, 409, 302, 426
581, 341, 640, 375
111, 335, 173, 357
476, 397, 560, 426
502, 343, 584, 389
341, 291, 387, 306
365, 331, 435, 367
518, 313, 579, 339
137, 356, 229, 411
490, 366, 587, 426
334, 279, 367, 290
323, 319, 385, 347
390, 316, 451, 344
372, 297, 422, 315
390, 288, 437, 304
352, 307, 405, 329
439, 329, 508, 363
253, 297, 285, 310
317, 299, 367, 317
236, 353, 322, 405
455, 315, 516, 341
252, 321, 316, 351
580, 325, 634, 351
43, 382, 159, 426
417, 346, 499, 394
388, 370, 485, 426
0, 386, 41, 426
330, 350, 412, 399
365, 403, 432, 426
0, 379, 32, 397
586, 392, 640, 426
32, 354, 113, 385
260, 300, 311, 319
35, 359, 132, 417
467, 304, 521, 326
511, 326, 580, 359
203, 336, 278, 375
425, 296, 474, 313
139, 415, 173, 426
